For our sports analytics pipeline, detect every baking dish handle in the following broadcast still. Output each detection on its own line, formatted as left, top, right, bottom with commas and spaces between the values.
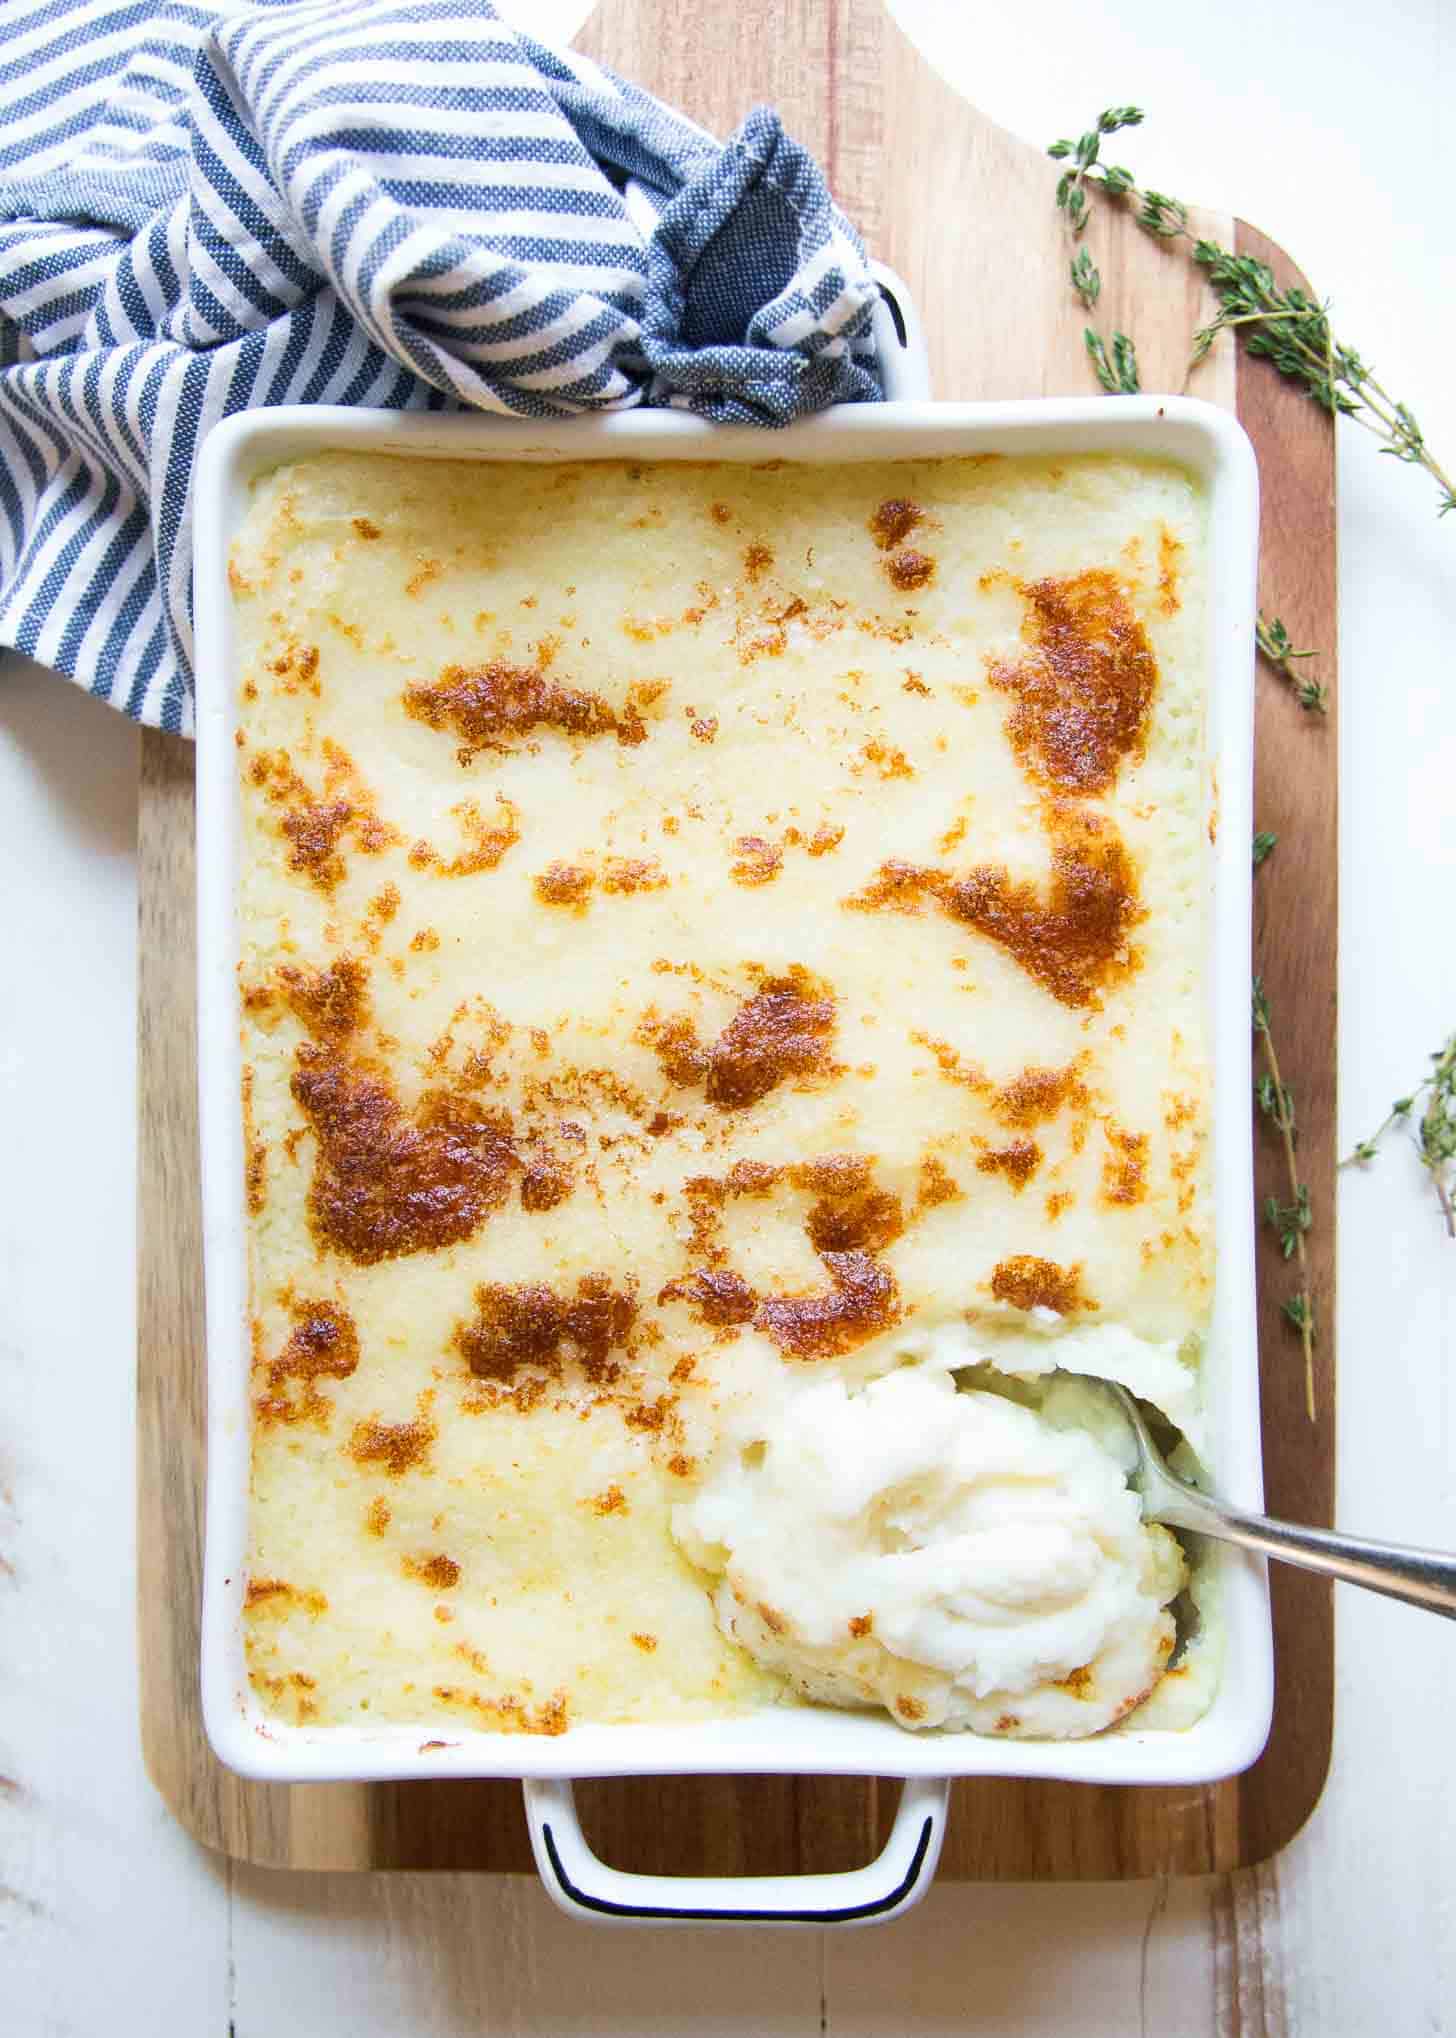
523, 1774, 949, 1928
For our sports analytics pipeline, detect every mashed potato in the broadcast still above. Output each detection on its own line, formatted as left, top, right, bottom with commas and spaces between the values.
674, 1354, 1185, 1737
232, 448, 1214, 1739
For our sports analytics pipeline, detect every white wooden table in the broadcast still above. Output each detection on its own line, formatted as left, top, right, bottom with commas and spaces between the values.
3, 1, 1453, 2029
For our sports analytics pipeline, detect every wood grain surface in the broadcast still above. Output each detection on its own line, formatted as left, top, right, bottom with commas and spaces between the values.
135, 0, 1336, 1877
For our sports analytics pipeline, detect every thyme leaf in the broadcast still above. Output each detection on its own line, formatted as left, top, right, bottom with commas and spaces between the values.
1253, 977, 1317, 1420
1256, 613, 1328, 712
1085, 327, 1140, 393
1342, 1033, 1456, 1237
1070, 247, 1101, 310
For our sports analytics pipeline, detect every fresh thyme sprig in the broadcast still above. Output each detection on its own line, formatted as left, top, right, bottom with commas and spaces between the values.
1070, 246, 1100, 310
1084, 328, 1140, 394
1049, 108, 1456, 519
1049, 107, 1145, 236
1255, 614, 1328, 713
1253, 978, 1316, 1422
1342, 1033, 1456, 1237
1050, 128, 1143, 393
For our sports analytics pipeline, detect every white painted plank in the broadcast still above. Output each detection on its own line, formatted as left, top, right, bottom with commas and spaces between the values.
0, 659, 227, 2036
229, 1866, 824, 2036
829, 1878, 1217, 2038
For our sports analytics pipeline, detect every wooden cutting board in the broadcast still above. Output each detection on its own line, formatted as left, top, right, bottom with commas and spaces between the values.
137, 0, 1336, 1877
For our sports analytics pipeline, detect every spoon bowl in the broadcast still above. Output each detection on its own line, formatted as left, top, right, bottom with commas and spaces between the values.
1086, 1378, 1456, 1620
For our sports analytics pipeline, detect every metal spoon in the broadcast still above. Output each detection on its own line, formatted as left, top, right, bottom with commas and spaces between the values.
1097, 1381, 1456, 1619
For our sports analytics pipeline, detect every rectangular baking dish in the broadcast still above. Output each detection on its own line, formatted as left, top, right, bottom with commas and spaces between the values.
194, 338, 1270, 1923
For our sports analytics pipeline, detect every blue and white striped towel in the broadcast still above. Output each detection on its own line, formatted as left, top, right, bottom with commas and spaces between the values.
0, 0, 882, 733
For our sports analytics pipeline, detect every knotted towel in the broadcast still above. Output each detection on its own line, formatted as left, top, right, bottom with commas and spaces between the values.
0, 0, 882, 732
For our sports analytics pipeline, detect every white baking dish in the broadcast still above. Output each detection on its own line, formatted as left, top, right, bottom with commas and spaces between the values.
194, 301, 1269, 1923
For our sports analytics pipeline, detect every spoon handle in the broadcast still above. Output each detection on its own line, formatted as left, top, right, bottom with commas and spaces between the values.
1154, 1487, 1456, 1618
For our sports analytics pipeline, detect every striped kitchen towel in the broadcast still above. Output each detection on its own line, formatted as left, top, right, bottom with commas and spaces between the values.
0, 0, 882, 733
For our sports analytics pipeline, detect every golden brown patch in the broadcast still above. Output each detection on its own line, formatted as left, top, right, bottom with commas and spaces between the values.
279, 953, 370, 1039
430, 1685, 569, 1736
642, 967, 838, 1112
403, 659, 645, 763
453, 1274, 637, 1388
901, 673, 932, 697
886, 550, 934, 592
857, 740, 914, 782
365, 1497, 391, 1536
855, 614, 914, 646
988, 571, 1157, 795
1157, 527, 1183, 615
848, 808, 1141, 1008
988, 1255, 1092, 1316
291, 1046, 518, 1263
1056, 1663, 1095, 1698
1101, 1123, 1150, 1206
894, 1694, 927, 1722
625, 1396, 673, 1434
976, 1139, 1042, 1191
807, 823, 844, 857
710, 501, 733, 525
704, 973, 839, 1109
601, 856, 669, 895
848, 1614, 874, 1639
247, 744, 399, 893
533, 861, 595, 910
743, 541, 773, 581
409, 796, 520, 878
404, 1553, 461, 1591
1163, 1091, 1199, 1131
353, 517, 381, 541
730, 835, 783, 887
255, 1298, 360, 1427
916, 1155, 963, 1210
366, 881, 401, 932
244, 1578, 328, 1616
621, 614, 672, 642
869, 499, 924, 550
757, 1249, 899, 1359
843, 859, 940, 917
242, 1065, 266, 1216
658, 1266, 758, 1328
519, 1155, 572, 1213
630, 1632, 658, 1652
803, 1182, 904, 1252
591, 1485, 628, 1516
408, 928, 440, 953
787, 1154, 871, 1195
995, 1063, 1087, 1128
348, 1413, 437, 1477
405, 557, 442, 597
1044, 1189, 1074, 1222
689, 715, 718, 743
268, 639, 321, 697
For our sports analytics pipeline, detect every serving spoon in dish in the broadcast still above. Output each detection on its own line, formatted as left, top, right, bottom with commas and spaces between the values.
1098, 1381, 1456, 1618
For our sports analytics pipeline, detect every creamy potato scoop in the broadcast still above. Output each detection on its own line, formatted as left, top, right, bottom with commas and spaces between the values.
674, 1361, 1184, 1737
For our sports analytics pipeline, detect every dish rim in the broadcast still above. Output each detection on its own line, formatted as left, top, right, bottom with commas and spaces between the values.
194, 392, 1271, 1794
